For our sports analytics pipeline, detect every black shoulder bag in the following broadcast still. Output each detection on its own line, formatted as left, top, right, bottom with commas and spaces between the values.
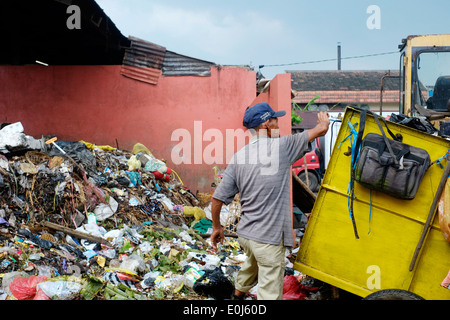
348, 110, 431, 239
353, 111, 431, 200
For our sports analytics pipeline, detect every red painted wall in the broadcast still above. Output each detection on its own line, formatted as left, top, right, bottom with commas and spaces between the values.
0, 65, 291, 192
252, 73, 292, 137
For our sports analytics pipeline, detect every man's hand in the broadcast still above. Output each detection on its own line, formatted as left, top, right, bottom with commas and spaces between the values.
307, 111, 330, 141
210, 197, 225, 252
210, 226, 225, 251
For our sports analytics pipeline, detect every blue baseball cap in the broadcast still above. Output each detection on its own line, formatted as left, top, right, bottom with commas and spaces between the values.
243, 102, 286, 129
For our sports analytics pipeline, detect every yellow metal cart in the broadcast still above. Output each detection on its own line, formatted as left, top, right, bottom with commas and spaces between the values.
294, 107, 450, 300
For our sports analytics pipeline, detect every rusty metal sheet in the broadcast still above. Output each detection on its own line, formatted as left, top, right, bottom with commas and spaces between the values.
120, 65, 162, 85
162, 51, 214, 77
121, 36, 166, 85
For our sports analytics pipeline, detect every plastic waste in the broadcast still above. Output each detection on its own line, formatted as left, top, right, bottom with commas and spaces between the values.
126, 171, 142, 187
47, 140, 97, 175
193, 267, 234, 300
141, 271, 161, 289
0, 289, 7, 300
131, 143, 151, 155
103, 271, 139, 290
187, 251, 221, 268
103, 229, 124, 246
193, 218, 213, 234
0, 122, 43, 154
9, 275, 48, 300
34, 289, 51, 300
282, 275, 319, 300
154, 273, 185, 293
178, 231, 194, 243
120, 254, 146, 273
204, 204, 233, 226
127, 155, 141, 171
183, 206, 207, 221
36, 277, 83, 300
183, 267, 205, 289
79, 140, 116, 152
17, 228, 53, 249
123, 225, 144, 244
0, 246, 15, 254
138, 241, 153, 254
93, 196, 118, 221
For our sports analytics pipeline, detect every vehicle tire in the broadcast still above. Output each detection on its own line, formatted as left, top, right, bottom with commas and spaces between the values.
363, 289, 424, 300
298, 171, 319, 192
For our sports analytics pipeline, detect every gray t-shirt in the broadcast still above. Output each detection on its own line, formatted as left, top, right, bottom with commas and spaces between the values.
212, 131, 309, 247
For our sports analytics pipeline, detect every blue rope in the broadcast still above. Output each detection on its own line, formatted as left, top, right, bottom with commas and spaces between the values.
434, 149, 449, 169
344, 121, 360, 222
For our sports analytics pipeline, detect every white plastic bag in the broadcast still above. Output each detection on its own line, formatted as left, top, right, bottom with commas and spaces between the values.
37, 280, 82, 300
94, 197, 118, 221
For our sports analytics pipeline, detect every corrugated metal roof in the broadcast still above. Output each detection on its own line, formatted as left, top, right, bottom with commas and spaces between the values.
121, 36, 166, 85
162, 51, 214, 77
121, 36, 216, 84
120, 65, 162, 85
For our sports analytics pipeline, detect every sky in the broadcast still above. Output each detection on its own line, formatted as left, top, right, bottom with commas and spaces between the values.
95, 0, 450, 79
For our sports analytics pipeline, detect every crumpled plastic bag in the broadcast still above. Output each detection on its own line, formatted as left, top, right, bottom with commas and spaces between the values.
47, 140, 97, 175
36, 277, 83, 300
282, 275, 319, 300
193, 218, 213, 233
9, 275, 49, 300
127, 155, 141, 171
93, 196, 118, 221
132, 143, 151, 155
183, 206, 206, 221
79, 140, 116, 152
193, 268, 234, 300
120, 254, 146, 273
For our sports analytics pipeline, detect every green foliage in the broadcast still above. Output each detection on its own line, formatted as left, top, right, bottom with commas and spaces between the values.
291, 94, 321, 125
292, 95, 342, 125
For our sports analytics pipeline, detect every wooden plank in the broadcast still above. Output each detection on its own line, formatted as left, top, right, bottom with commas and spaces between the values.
292, 171, 316, 214
41, 221, 113, 247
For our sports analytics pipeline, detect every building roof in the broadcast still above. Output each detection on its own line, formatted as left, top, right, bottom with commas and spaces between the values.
289, 70, 400, 91
0, 0, 217, 82
120, 37, 215, 84
0, 0, 130, 65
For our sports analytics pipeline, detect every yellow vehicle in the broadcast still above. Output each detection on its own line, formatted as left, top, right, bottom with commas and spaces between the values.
294, 35, 450, 300
400, 34, 450, 124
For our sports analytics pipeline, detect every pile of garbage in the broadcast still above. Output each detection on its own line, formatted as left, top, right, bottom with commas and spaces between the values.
0, 122, 322, 300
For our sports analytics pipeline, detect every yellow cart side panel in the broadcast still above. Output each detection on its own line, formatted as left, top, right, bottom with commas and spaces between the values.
294, 107, 450, 300
408, 223, 450, 299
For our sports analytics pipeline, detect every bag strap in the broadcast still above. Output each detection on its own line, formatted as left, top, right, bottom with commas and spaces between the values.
348, 109, 399, 239
372, 112, 399, 165
377, 114, 398, 141
351, 109, 367, 170
351, 109, 400, 167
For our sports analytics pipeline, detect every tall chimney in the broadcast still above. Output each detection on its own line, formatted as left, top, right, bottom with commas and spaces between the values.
337, 42, 341, 70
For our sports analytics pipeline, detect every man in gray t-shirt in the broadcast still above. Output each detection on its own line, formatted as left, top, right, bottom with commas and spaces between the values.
210, 102, 330, 300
